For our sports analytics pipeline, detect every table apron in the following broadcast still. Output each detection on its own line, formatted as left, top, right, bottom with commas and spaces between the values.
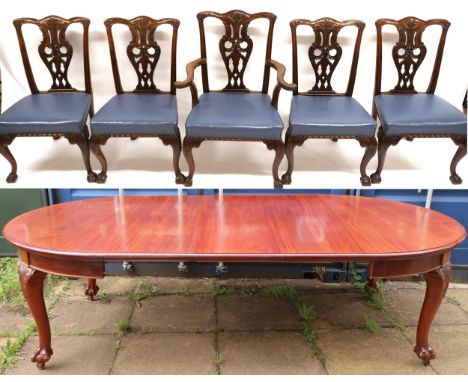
370, 252, 450, 279
18, 248, 451, 280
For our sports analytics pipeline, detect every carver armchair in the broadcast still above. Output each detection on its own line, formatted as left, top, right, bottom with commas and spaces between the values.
175, 9, 296, 188
371, 17, 467, 185
89, 16, 185, 184
0, 16, 96, 183
282, 18, 377, 187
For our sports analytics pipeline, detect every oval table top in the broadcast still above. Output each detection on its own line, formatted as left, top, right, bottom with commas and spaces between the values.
3, 195, 466, 262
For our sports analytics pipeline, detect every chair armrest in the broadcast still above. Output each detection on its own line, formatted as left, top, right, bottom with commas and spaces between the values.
266, 59, 296, 91
266, 59, 296, 109
175, 58, 206, 107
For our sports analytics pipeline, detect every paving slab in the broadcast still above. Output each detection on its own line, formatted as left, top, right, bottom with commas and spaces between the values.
50, 296, 133, 335
385, 289, 468, 326
131, 295, 215, 332
0, 305, 32, 336
217, 294, 301, 331
303, 292, 386, 329
444, 289, 468, 315
5, 334, 116, 375
317, 328, 436, 374
217, 278, 345, 292
148, 277, 213, 294
405, 325, 468, 374
111, 333, 216, 374
218, 331, 326, 375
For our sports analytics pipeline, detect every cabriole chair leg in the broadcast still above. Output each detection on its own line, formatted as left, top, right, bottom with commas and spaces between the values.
264, 140, 285, 189
89, 137, 108, 184
370, 133, 401, 184
0, 137, 18, 183
358, 137, 378, 187
281, 136, 306, 185
182, 137, 203, 187
65, 133, 97, 183
160, 133, 186, 185
449, 137, 467, 185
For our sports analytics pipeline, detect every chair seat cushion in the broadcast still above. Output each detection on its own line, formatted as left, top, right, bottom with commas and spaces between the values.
91, 94, 178, 136
185, 93, 284, 140
0, 92, 92, 135
375, 94, 467, 136
289, 95, 376, 137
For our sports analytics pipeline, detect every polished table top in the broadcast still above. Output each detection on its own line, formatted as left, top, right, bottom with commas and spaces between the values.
3, 195, 465, 262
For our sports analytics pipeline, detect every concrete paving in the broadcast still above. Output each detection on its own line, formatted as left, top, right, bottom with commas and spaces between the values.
1, 277, 468, 375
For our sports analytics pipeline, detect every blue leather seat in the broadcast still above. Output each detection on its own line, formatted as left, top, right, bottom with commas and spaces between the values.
375, 94, 467, 136
91, 94, 178, 135
289, 95, 376, 136
0, 93, 92, 135
185, 93, 284, 140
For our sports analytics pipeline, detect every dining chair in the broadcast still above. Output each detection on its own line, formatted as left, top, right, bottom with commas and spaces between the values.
282, 17, 377, 186
371, 16, 467, 185
175, 9, 296, 188
89, 16, 185, 184
0, 15, 96, 183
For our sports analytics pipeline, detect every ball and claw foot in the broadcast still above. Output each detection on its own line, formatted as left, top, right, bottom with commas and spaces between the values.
414, 345, 435, 366
281, 174, 292, 185
360, 175, 371, 187
370, 173, 381, 184
31, 347, 53, 370
175, 173, 186, 185
85, 285, 100, 301
96, 173, 107, 184
274, 179, 283, 189
87, 172, 98, 183
184, 178, 193, 187
6, 173, 18, 183
450, 174, 463, 185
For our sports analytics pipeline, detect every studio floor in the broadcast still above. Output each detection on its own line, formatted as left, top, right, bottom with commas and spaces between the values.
1, 277, 468, 375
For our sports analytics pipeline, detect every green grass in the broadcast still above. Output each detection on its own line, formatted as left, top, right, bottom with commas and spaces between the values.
213, 352, 224, 368
366, 288, 388, 311
384, 315, 407, 331
175, 287, 191, 297
0, 258, 66, 307
0, 322, 36, 370
129, 281, 157, 306
445, 296, 460, 305
96, 288, 110, 300
298, 304, 318, 322
211, 283, 235, 297
360, 318, 381, 334
0, 258, 24, 305
302, 328, 325, 364
115, 320, 131, 338
262, 285, 300, 301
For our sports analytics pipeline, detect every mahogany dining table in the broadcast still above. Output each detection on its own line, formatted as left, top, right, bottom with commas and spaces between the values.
3, 194, 466, 369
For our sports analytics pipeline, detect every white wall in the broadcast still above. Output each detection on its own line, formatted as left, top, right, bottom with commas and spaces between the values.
0, 0, 466, 188
0, 0, 466, 129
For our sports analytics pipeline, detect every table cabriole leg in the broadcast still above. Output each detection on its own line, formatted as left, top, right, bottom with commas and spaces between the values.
414, 262, 451, 366
85, 278, 99, 300
18, 262, 53, 369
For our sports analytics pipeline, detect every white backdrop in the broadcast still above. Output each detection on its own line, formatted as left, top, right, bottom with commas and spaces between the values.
0, 0, 466, 188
